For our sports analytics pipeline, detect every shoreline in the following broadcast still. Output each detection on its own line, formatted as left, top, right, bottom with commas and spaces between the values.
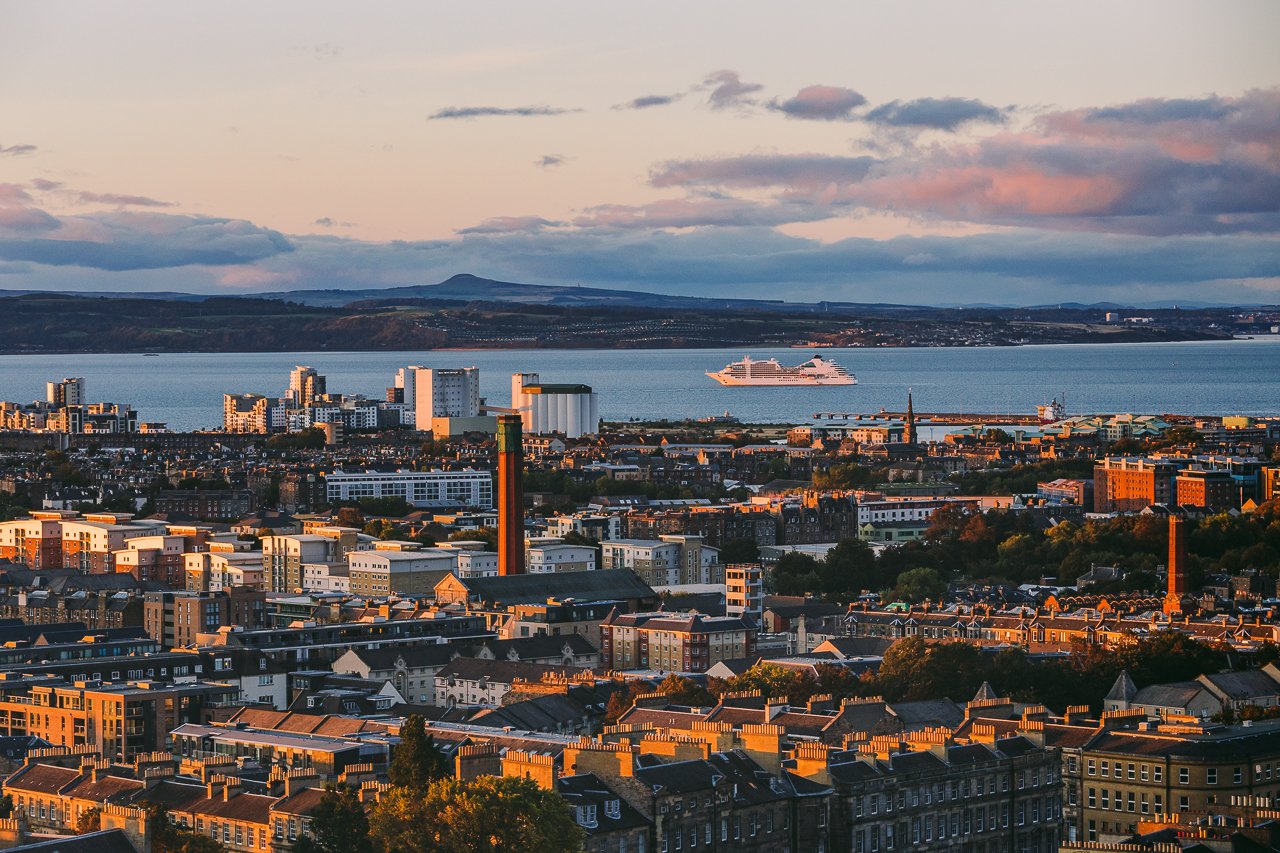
0, 334, 1259, 358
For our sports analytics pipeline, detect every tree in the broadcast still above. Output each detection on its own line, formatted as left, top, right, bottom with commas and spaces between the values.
75, 806, 101, 834
820, 538, 880, 599
449, 527, 498, 551
0, 795, 11, 820
891, 567, 947, 603
770, 552, 822, 596
871, 638, 988, 702
718, 538, 761, 564
603, 681, 650, 724
292, 785, 372, 853
724, 662, 814, 703
813, 462, 875, 490
142, 802, 223, 853
370, 776, 584, 853
333, 506, 365, 528
657, 673, 715, 706
388, 715, 450, 791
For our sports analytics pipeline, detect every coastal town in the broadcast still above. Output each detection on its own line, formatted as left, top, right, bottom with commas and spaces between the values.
3, 0, 1277, 850
0, 361, 1272, 852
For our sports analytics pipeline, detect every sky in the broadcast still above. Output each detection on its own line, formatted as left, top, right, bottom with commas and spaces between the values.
1, 0, 1278, 306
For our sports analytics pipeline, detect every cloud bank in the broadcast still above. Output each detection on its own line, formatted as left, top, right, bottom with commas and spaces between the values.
429, 105, 579, 120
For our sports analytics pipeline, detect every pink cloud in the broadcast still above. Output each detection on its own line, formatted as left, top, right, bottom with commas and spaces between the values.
644, 89, 1280, 235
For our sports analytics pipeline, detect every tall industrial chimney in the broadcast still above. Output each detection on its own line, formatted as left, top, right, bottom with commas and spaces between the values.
497, 414, 525, 575
1163, 515, 1188, 615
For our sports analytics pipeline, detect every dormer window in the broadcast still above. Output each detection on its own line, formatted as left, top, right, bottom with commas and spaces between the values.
605, 799, 620, 819
577, 804, 597, 828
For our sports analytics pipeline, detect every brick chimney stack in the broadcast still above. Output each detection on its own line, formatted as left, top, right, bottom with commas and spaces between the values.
1164, 515, 1188, 616
497, 414, 525, 575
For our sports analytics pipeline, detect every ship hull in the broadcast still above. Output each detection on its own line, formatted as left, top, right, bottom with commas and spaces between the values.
705, 373, 857, 386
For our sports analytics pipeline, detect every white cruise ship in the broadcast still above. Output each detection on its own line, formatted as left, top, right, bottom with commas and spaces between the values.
706, 355, 857, 386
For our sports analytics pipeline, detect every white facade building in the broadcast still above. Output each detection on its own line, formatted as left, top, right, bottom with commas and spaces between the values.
325, 468, 493, 509
393, 366, 424, 426
600, 535, 720, 586
855, 498, 951, 525
524, 543, 597, 574
454, 549, 499, 579
725, 564, 763, 625
545, 513, 622, 542
46, 377, 85, 406
286, 365, 326, 406
414, 367, 480, 423
301, 561, 351, 593
511, 373, 600, 438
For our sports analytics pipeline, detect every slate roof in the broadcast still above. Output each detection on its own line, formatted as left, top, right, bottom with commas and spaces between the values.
436, 657, 587, 685
1200, 670, 1280, 700
224, 708, 392, 736
340, 643, 458, 672
453, 569, 657, 607
634, 758, 724, 795
6, 829, 139, 853
2, 763, 80, 794
476, 634, 598, 661
1106, 670, 1138, 703
1131, 681, 1208, 708
889, 699, 964, 729
557, 772, 652, 834
467, 693, 592, 731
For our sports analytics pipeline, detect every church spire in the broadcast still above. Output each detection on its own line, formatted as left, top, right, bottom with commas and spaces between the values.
904, 390, 916, 445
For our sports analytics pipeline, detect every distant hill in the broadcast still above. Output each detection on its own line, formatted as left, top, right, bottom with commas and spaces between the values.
0, 274, 1266, 312
258, 273, 890, 312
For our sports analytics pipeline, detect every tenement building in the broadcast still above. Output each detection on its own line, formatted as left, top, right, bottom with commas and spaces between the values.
780, 725, 1061, 853
599, 610, 756, 673
1065, 711, 1280, 843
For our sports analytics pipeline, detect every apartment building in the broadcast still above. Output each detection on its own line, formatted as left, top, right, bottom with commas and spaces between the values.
1065, 713, 1280, 843
454, 548, 500, 579
855, 498, 955, 526
111, 533, 192, 586
0, 512, 169, 573
622, 506, 778, 548
286, 366, 327, 407
433, 658, 586, 708
153, 489, 254, 521
184, 550, 265, 592
600, 535, 721, 587
0, 679, 237, 758
346, 549, 454, 597
1175, 468, 1239, 510
726, 563, 764, 625
563, 739, 831, 853
0, 514, 64, 568
599, 610, 756, 673
191, 613, 487, 668
501, 598, 621, 647
823, 730, 1061, 853
0, 591, 143, 631
1094, 458, 1182, 513
262, 531, 360, 593
525, 542, 596, 574
413, 367, 480, 422
222, 393, 285, 434
143, 589, 268, 649
324, 468, 493, 510
546, 513, 622, 542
